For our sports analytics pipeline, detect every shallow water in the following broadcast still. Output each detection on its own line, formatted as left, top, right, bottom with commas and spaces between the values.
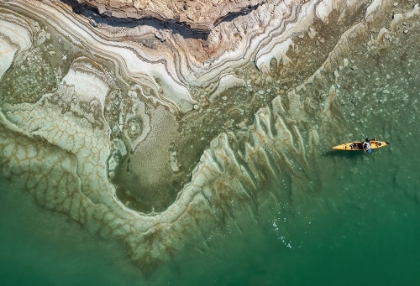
2, 138, 420, 286
2, 2, 420, 286
2, 92, 420, 286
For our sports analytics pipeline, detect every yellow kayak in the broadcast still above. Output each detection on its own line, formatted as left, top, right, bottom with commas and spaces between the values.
332, 140, 389, 151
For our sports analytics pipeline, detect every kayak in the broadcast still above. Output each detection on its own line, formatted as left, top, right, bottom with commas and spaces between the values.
332, 140, 389, 151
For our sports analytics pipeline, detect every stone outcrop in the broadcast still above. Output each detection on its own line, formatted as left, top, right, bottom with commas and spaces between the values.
77, 0, 266, 32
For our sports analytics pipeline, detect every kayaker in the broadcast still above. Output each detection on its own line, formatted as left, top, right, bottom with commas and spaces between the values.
362, 139, 372, 153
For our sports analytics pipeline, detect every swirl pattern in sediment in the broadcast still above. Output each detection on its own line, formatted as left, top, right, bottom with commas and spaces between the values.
0, 0, 408, 277
1, 0, 375, 113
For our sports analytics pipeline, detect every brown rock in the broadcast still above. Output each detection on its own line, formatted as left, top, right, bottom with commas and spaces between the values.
79, 0, 266, 32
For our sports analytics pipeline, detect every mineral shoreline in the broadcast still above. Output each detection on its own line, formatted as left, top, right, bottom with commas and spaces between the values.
1, 0, 416, 279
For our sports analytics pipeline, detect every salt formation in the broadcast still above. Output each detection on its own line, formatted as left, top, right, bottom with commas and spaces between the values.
0, 17, 32, 79
0, 0, 412, 277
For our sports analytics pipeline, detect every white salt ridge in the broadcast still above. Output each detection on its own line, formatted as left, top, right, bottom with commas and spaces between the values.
209, 74, 246, 102
256, 38, 294, 73
0, 19, 32, 80
4, 2, 194, 113
0, 39, 16, 81
365, 0, 383, 20
61, 68, 109, 109
316, 0, 333, 23
1, 0, 373, 115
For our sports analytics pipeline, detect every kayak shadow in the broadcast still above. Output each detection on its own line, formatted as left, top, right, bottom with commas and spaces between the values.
322, 150, 367, 158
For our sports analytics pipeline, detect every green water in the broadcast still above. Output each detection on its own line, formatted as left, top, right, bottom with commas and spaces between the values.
1, 129, 420, 285
0, 180, 143, 286
158, 138, 420, 285
2, 3, 420, 286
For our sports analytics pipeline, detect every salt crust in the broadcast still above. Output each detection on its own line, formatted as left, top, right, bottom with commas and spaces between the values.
0, 18, 31, 79
1, 0, 371, 113
61, 68, 110, 109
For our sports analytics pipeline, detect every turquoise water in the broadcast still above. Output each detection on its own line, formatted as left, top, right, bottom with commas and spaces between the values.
157, 134, 420, 285
1, 129, 420, 285
2, 3, 420, 286
0, 180, 141, 286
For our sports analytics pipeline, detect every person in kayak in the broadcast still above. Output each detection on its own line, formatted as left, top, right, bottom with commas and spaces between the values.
362, 138, 376, 153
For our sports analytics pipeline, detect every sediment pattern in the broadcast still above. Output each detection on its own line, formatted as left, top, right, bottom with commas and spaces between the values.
0, 0, 375, 113
1, 0, 416, 278
78, 0, 266, 32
